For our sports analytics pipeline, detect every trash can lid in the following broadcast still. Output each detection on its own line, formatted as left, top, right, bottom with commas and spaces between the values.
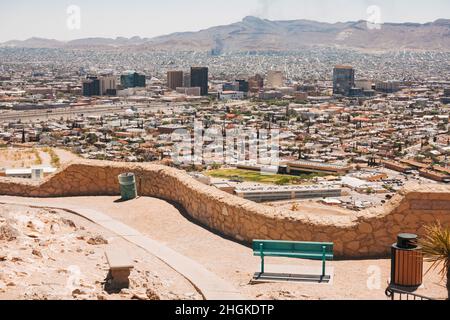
119, 172, 135, 177
398, 233, 417, 240
397, 233, 418, 249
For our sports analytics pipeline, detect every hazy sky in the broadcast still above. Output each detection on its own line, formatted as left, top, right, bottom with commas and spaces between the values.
0, 0, 449, 42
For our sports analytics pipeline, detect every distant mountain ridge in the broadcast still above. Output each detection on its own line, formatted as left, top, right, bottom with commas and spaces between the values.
2, 16, 450, 51
1, 36, 152, 49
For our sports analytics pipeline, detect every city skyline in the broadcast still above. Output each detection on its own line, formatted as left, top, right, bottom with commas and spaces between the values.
0, 0, 449, 42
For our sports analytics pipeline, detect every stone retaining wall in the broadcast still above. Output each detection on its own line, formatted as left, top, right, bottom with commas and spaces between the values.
0, 160, 449, 258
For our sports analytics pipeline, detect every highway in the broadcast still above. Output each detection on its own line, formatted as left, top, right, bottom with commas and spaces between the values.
0, 103, 187, 121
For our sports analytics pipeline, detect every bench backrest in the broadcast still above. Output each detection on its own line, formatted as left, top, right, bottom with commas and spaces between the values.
253, 240, 334, 260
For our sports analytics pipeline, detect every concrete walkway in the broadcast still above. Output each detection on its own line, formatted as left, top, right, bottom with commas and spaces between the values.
0, 196, 246, 300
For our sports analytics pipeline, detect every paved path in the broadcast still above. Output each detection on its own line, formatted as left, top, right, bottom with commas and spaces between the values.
0, 196, 246, 300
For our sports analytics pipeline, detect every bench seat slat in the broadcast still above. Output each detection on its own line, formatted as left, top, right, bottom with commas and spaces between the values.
254, 251, 333, 260
253, 241, 333, 251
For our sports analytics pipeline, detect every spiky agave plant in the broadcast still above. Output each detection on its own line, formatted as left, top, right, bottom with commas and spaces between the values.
420, 222, 450, 300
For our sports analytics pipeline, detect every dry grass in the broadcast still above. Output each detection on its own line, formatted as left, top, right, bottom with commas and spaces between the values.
205, 169, 322, 185
0, 149, 39, 168
43, 147, 61, 168
32, 148, 42, 165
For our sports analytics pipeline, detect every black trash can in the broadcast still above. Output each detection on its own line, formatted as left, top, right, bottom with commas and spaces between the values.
390, 233, 423, 287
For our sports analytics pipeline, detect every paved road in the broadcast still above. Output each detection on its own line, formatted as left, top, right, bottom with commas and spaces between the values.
0, 103, 188, 121
0, 196, 246, 300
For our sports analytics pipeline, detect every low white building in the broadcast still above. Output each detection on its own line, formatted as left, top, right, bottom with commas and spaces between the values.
176, 87, 201, 96
235, 184, 342, 203
4, 166, 57, 179
218, 91, 245, 101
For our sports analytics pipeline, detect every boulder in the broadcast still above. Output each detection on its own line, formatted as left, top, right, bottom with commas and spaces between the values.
87, 236, 108, 245
0, 223, 20, 241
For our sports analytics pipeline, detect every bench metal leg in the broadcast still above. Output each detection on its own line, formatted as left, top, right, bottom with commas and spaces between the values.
260, 243, 265, 274
321, 246, 326, 281
261, 255, 265, 274
322, 260, 326, 279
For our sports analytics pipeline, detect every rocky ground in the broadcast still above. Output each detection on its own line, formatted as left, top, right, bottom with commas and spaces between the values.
0, 204, 202, 300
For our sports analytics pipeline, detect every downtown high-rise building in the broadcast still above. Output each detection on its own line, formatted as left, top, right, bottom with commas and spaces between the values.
333, 66, 355, 96
266, 71, 284, 88
167, 71, 184, 90
249, 74, 264, 93
442, 87, 450, 104
120, 72, 146, 89
236, 79, 249, 93
183, 73, 191, 87
83, 75, 117, 96
190, 67, 209, 96
82, 77, 100, 96
99, 76, 117, 96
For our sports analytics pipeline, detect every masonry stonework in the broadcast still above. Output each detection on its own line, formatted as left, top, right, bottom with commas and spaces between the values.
0, 160, 449, 258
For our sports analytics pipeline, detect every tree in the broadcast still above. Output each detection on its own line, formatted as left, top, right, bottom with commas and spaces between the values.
297, 142, 305, 160
210, 162, 221, 170
86, 133, 98, 145
420, 222, 450, 300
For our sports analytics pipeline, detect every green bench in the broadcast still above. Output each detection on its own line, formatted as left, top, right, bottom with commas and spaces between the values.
253, 240, 334, 281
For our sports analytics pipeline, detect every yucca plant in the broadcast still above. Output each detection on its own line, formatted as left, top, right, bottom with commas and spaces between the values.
420, 222, 450, 300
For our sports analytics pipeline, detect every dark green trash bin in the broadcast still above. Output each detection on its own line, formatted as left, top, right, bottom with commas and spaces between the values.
118, 173, 137, 201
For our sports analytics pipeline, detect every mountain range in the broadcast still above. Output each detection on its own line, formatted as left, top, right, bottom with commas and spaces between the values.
2, 16, 450, 52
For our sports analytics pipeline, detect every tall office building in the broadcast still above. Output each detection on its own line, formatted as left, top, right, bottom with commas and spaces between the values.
267, 71, 284, 88
167, 71, 184, 90
190, 67, 209, 96
82, 77, 100, 97
183, 73, 191, 87
121, 72, 146, 89
99, 76, 117, 96
236, 79, 249, 93
441, 87, 450, 104
333, 66, 355, 96
249, 74, 264, 93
